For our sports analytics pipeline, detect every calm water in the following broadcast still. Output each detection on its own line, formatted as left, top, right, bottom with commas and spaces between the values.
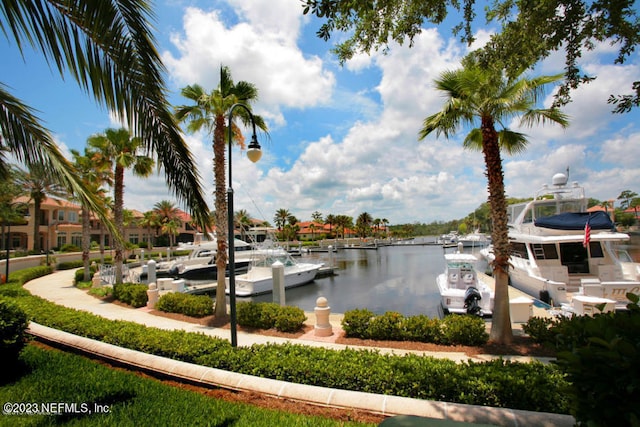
242, 234, 640, 317
243, 238, 487, 318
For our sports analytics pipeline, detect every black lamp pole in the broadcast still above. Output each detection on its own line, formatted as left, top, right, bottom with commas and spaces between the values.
4, 221, 9, 281
227, 103, 262, 347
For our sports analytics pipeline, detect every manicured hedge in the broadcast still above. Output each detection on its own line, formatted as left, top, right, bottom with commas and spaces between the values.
113, 283, 148, 308
236, 302, 307, 333
0, 297, 29, 362
341, 309, 489, 346
156, 292, 214, 318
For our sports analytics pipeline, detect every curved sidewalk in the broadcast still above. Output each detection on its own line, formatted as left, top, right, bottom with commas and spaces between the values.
23, 269, 573, 426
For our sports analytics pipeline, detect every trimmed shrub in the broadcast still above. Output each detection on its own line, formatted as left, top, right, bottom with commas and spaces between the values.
440, 314, 488, 346
0, 298, 29, 362
156, 293, 214, 318
341, 308, 374, 338
401, 314, 443, 343
274, 306, 307, 332
367, 311, 404, 341
522, 316, 558, 344
6, 266, 52, 285
113, 283, 148, 308
236, 302, 306, 332
74, 265, 99, 283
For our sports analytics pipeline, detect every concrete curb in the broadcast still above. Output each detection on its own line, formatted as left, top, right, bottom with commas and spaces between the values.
28, 322, 575, 427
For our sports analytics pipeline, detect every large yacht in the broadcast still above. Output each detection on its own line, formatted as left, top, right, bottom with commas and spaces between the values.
481, 172, 640, 310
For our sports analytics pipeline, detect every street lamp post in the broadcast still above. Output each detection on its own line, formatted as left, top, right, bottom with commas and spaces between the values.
227, 103, 262, 347
4, 221, 9, 282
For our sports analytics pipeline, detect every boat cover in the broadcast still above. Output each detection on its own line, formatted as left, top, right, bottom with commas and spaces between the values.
534, 211, 614, 230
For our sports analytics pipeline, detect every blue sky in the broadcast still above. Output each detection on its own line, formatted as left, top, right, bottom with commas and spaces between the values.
1, 0, 639, 226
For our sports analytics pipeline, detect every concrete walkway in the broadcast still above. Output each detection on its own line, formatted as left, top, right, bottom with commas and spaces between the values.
23, 269, 573, 426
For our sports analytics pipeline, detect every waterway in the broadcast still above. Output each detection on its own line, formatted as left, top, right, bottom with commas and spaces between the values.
243, 233, 640, 318
244, 238, 485, 318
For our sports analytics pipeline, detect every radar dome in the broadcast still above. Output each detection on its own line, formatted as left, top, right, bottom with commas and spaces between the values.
552, 173, 568, 186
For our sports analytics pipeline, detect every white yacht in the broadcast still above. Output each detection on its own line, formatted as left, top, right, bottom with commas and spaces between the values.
437, 252, 494, 316
480, 172, 640, 310
227, 247, 323, 296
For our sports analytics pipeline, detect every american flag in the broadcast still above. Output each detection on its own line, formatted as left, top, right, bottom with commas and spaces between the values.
583, 216, 591, 248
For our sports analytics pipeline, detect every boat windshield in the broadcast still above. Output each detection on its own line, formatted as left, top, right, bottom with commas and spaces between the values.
252, 253, 297, 267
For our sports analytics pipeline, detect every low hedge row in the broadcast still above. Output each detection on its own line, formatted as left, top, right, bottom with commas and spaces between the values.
236, 302, 307, 333
342, 309, 489, 346
156, 292, 214, 318
3, 281, 569, 414
0, 297, 29, 363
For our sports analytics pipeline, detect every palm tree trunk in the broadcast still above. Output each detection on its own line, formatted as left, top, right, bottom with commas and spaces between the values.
114, 165, 125, 285
82, 208, 91, 281
32, 198, 43, 253
214, 115, 228, 318
481, 116, 513, 344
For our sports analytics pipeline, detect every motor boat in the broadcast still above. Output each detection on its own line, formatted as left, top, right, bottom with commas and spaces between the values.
480, 172, 640, 310
226, 247, 323, 296
436, 252, 494, 316
457, 231, 490, 248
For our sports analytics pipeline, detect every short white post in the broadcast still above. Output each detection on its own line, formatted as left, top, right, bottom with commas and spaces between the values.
314, 297, 333, 337
272, 260, 285, 306
140, 249, 145, 262
146, 283, 159, 308
166, 247, 171, 261
147, 259, 157, 285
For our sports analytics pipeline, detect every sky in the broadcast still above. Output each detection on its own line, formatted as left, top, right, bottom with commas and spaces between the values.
1, 0, 639, 226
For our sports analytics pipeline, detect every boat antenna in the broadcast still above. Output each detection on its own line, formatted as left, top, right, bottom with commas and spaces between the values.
566, 166, 570, 181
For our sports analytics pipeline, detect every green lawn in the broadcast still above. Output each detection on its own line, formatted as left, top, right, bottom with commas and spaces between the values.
0, 344, 375, 427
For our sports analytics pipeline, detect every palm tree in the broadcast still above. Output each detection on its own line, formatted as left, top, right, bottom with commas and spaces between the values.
0, 168, 28, 257
356, 212, 373, 238
153, 200, 182, 248
88, 128, 154, 284
274, 209, 290, 238
0, 0, 209, 232
419, 61, 568, 344
234, 209, 252, 242
14, 165, 68, 253
175, 65, 268, 318
139, 210, 161, 250
71, 148, 112, 281
325, 214, 336, 238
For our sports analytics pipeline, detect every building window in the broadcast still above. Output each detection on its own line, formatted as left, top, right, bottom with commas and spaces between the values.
71, 233, 82, 247
129, 234, 139, 244
57, 210, 65, 221
68, 212, 78, 222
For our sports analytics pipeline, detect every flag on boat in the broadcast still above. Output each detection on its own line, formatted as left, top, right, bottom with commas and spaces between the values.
583, 216, 591, 248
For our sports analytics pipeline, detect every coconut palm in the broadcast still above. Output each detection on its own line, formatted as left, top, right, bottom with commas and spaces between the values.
88, 128, 154, 284
419, 61, 569, 344
234, 209, 252, 242
274, 209, 290, 235
0, 0, 209, 232
139, 210, 160, 250
71, 148, 112, 281
14, 164, 68, 253
175, 65, 268, 318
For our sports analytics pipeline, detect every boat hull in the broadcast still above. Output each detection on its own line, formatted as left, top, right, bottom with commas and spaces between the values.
229, 264, 320, 296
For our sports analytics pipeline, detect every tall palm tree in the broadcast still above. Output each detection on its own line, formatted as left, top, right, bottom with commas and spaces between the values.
325, 214, 336, 238
175, 65, 268, 318
274, 209, 290, 234
234, 209, 252, 242
14, 165, 68, 253
0, 0, 209, 232
88, 128, 154, 284
139, 210, 161, 249
71, 148, 112, 281
419, 61, 569, 344
356, 212, 373, 238
153, 200, 182, 248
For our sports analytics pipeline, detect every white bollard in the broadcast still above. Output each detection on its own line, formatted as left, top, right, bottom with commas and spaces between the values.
314, 297, 333, 337
147, 283, 159, 308
147, 259, 157, 285
272, 260, 285, 306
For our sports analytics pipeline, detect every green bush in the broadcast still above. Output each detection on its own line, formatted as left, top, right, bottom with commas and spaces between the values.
440, 314, 488, 346
341, 310, 488, 346
59, 243, 81, 252
5, 266, 52, 285
0, 298, 29, 362
274, 306, 307, 332
522, 316, 558, 344
367, 311, 403, 341
74, 265, 99, 283
113, 283, 148, 308
551, 293, 640, 426
236, 302, 306, 332
341, 308, 374, 337
156, 293, 214, 318
401, 314, 442, 343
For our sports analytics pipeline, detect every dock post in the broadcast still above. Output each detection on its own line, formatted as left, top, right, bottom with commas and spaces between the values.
272, 261, 285, 306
